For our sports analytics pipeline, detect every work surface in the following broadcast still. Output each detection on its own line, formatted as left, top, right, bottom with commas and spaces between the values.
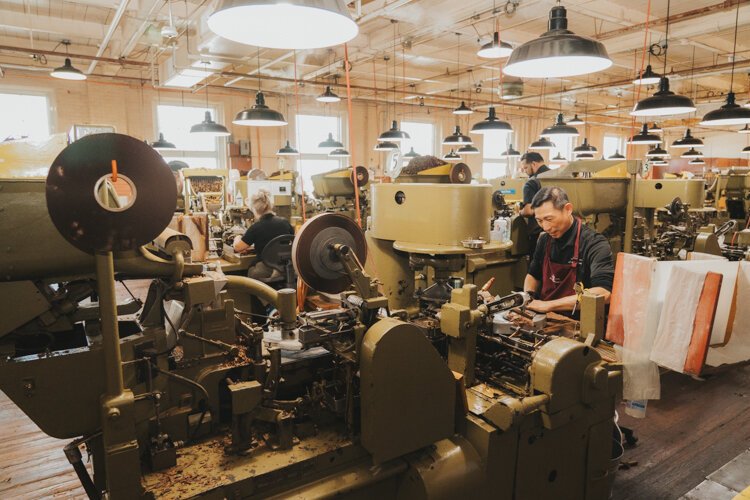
613, 363, 750, 500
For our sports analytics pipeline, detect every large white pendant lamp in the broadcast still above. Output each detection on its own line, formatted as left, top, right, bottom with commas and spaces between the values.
208, 0, 358, 49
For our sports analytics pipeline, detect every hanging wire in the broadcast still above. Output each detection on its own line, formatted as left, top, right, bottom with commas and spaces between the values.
626, 0, 653, 160
728, 0, 741, 92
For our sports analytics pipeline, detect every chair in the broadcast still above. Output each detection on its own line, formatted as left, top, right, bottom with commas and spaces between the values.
258, 234, 296, 289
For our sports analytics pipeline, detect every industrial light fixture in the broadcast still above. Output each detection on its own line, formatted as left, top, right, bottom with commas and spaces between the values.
529, 137, 556, 150
576, 152, 595, 160
743, 146, 750, 155
632, 64, 661, 86
739, 125, 750, 134
650, 157, 669, 166
277, 140, 299, 156
700, 1, 750, 126
649, 123, 663, 133
378, 120, 410, 142
403, 147, 420, 158
207, 0, 358, 50
608, 150, 626, 160
499, 79, 523, 100
680, 148, 703, 159
470, 107, 513, 135
233, 91, 287, 126
670, 128, 704, 149
443, 149, 461, 161
50, 41, 86, 81
316, 85, 341, 103
567, 114, 585, 125
573, 138, 596, 154
503, 4, 612, 78
688, 158, 705, 165
329, 148, 350, 158
151, 133, 176, 150
319, 132, 344, 151
550, 152, 567, 163
477, 31, 513, 59
374, 141, 399, 151
646, 146, 670, 158
540, 113, 580, 139
631, 2, 695, 117
627, 123, 662, 145
458, 144, 480, 155
502, 144, 521, 158
453, 101, 474, 115
191, 62, 231, 136
443, 126, 473, 146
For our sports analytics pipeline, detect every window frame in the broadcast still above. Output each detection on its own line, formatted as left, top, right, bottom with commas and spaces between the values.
400, 120, 437, 158
294, 112, 345, 194
0, 88, 53, 141
154, 100, 227, 170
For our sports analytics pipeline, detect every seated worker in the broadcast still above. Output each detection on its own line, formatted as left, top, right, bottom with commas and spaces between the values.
233, 189, 295, 280
524, 186, 614, 314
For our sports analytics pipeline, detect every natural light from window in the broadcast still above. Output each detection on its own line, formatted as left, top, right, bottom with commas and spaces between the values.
603, 135, 623, 159
156, 104, 221, 168
482, 135, 508, 178
0, 93, 49, 141
401, 121, 434, 157
296, 114, 343, 194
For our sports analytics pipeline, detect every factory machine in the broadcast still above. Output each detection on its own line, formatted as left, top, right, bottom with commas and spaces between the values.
0, 134, 622, 499
310, 165, 369, 221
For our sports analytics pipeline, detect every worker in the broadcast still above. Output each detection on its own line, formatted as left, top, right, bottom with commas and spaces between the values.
524, 186, 614, 315
233, 189, 295, 280
518, 152, 550, 257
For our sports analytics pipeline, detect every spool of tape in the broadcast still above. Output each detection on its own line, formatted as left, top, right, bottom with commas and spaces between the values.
46, 133, 177, 254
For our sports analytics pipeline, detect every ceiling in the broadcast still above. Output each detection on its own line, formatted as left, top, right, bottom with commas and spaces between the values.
0, 0, 749, 131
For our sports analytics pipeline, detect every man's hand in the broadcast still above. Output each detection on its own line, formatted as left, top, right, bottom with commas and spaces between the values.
527, 299, 551, 313
478, 290, 495, 304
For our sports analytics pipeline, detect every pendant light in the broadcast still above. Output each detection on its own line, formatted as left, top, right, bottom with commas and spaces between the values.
700, 2, 750, 126
374, 141, 399, 151
190, 64, 230, 136
50, 41, 87, 81
627, 123, 662, 145
151, 133, 176, 150
608, 150, 626, 160
378, 120, 410, 142
739, 125, 750, 134
632, 64, 661, 86
540, 113, 580, 139
329, 148, 350, 158
680, 148, 703, 159
443, 149, 461, 162
649, 123, 663, 133
403, 147, 419, 158
502, 144, 521, 158
234, 50, 287, 126
319, 132, 344, 151
743, 146, 750, 155
470, 107, 513, 135
277, 140, 300, 156
646, 146, 670, 158
529, 137, 555, 150
443, 126, 473, 146
207, 0, 358, 50
577, 152, 595, 160
650, 157, 669, 166
567, 114, 585, 125
670, 128, 703, 149
573, 138, 596, 155
689, 158, 705, 165
631, 1, 695, 117
458, 145, 480, 155
550, 152, 567, 163
317, 85, 341, 103
504, 4, 612, 78
477, 31, 513, 59
452, 33, 474, 115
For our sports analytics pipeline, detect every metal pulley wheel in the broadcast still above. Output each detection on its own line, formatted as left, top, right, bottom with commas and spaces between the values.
449, 162, 472, 184
291, 213, 368, 293
350, 165, 369, 187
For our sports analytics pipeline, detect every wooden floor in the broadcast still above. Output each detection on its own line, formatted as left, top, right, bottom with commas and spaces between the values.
613, 363, 750, 500
0, 390, 88, 499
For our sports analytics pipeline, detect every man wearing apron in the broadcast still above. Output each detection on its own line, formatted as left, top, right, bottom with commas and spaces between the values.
523, 186, 614, 315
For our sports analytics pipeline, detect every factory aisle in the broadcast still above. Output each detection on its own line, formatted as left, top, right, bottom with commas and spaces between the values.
0, 390, 88, 499
613, 364, 750, 500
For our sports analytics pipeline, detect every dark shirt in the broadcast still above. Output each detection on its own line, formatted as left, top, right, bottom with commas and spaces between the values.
523, 164, 551, 238
240, 213, 294, 256
528, 218, 614, 291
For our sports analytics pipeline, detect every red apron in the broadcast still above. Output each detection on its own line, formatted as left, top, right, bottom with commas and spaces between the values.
540, 219, 582, 301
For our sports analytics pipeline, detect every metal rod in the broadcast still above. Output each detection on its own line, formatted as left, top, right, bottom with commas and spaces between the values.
95, 252, 125, 398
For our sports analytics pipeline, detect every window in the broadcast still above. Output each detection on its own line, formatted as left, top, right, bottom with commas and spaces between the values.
296, 114, 343, 193
482, 134, 509, 179
551, 137, 573, 166
156, 104, 222, 169
603, 135, 623, 159
401, 121, 435, 157
0, 92, 50, 140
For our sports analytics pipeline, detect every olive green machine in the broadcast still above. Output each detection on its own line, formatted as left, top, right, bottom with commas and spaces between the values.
0, 136, 622, 499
